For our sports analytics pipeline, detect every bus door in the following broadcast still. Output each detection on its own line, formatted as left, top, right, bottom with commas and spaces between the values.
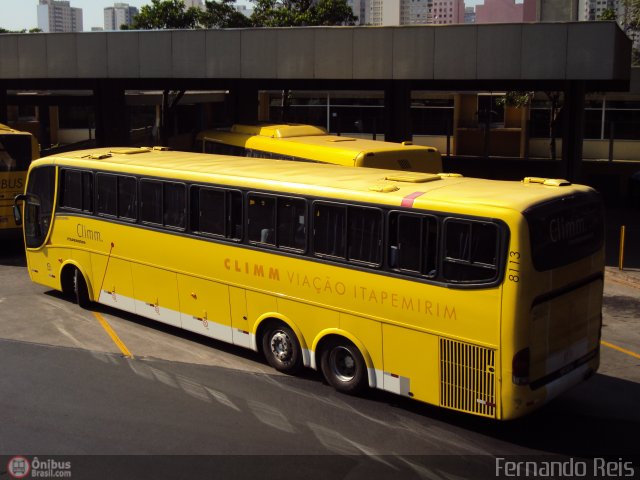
229, 286, 250, 349
15, 166, 57, 288
178, 275, 233, 343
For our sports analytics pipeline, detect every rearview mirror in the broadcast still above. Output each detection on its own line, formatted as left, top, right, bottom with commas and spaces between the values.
13, 204, 22, 226
13, 194, 27, 226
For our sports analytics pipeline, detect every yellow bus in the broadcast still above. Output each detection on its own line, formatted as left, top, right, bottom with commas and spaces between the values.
15, 148, 604, 420
196, 123, 443, 173
0, 123, 39, 238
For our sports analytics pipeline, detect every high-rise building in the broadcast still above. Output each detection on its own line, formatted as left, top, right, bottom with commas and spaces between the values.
428, 0, 465, 25
464, 6, 476, 23
368, 0, 466, 26
104, 3, 139, 31
578, 0, 618, 21
347, 0, 368, 24
475, 0, 536, 23
401, 0, 432, 25
37, 0, 83, 33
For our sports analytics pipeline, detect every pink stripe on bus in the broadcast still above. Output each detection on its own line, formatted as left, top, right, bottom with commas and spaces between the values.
401, 192, 425, 208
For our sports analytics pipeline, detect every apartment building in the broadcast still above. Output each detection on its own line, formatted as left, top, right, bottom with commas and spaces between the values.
104, 3, 139, 31
37, 0, 83, 33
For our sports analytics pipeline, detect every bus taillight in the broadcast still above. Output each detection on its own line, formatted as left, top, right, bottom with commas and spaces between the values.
512, 347, 530, 385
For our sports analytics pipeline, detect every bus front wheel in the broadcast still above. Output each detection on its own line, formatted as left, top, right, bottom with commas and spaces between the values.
73, 268, 91, 309
262, 322, 303, 375
320, 338, 367, 395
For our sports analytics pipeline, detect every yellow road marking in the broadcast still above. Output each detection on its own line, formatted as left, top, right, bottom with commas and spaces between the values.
601, 340, 640, 360
92, 311, 134, 359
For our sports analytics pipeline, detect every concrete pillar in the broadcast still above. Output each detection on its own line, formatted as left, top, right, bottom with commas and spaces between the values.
561, 81, 586, 182
384, 81, 412, 143
0, 88, 7, 124
94, 81, 128, 147
38, 104, 51, 150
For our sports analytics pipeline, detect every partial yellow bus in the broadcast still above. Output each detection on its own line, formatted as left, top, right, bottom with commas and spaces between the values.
196, 123, 443, 173
0, 123, 39, 238
15, 148, 604, 420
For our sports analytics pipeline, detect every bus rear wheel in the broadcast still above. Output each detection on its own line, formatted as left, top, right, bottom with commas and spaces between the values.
73, 268, 91, 309
320, 338, 367, 395
262, 322, 303, 375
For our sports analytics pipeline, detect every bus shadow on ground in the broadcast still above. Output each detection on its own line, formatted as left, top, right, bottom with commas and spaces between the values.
44, 290, 640, 458
380, 372, 640, 457
0, 240, 26, 267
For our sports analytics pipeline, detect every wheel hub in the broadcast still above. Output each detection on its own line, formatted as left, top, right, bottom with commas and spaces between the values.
330, 346, 356, 382
270, 331, 291, 361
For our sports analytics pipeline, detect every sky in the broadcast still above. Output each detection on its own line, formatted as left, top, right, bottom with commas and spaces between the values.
0, 0, 151, 31
0, 0, 493, 32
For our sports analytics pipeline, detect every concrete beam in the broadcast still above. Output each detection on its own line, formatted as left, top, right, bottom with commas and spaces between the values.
0, 23, 630, 88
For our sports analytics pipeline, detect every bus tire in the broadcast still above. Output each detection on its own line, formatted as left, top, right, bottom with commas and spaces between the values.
73, 268, 91, 309
262, 322, 303, 375
320, 338, 367, 395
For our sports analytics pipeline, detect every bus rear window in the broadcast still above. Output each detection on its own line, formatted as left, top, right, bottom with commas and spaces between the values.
524, 193, 604, 271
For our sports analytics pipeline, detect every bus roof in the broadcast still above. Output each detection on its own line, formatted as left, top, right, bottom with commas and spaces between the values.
0, 123, 31, 135
197, 124, 439, 167
37, 147, 593, 215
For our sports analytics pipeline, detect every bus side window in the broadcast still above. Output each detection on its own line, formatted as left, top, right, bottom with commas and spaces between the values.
313, 203, 346, 259
388, 212, 438, 277
443, 219, 498, 283
61, 169, 94, 213
227, 190, 243, 240
192, 186, 225, 236
348, 206, 382, 266
82, 172, 93, 213
191, 185, 243, 239
117, 175, 137, 221
247, 194, 276, 245
96, 174, 117, 217
60, 169, 83, 210
140, 179, 163, 225
164, 182, 186, 230
277, 198, 306, 251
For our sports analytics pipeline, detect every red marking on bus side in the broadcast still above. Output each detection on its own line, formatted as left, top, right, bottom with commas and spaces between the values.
401, 192, 425, 208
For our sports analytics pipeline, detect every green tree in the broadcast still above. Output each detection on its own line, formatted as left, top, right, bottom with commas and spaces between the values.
606, 0, 640, 65
0, 27, 41, 33
250, 0, 356, 27
624, 0, 640, 65
200, 0, 252, 28
131, 0, 201, 29
598, 8, 618, 21
311, 0, 358, 25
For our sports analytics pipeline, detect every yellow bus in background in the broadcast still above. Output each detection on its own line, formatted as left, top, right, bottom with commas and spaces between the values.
0, 123, 39, 238
15, 148, 604, 420
196, 124, 443, 173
